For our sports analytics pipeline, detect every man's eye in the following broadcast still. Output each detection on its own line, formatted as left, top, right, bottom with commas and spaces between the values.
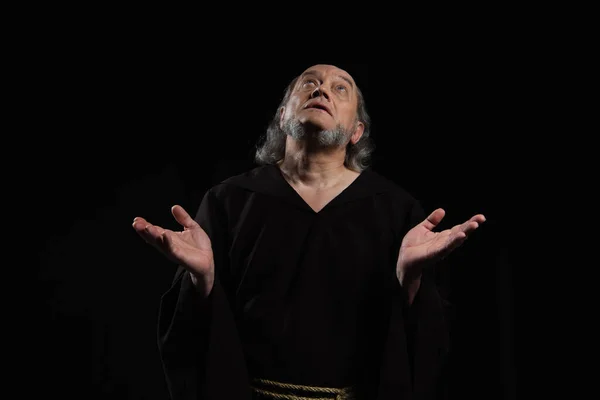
336, 85, 347, 92
303, 80, 317, 87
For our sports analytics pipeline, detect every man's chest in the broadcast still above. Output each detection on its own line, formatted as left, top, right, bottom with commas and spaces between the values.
293, 189, 341, 213
223, 198, 399, 300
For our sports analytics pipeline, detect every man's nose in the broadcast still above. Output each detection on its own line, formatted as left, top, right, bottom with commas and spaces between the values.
310, 86, 330, 100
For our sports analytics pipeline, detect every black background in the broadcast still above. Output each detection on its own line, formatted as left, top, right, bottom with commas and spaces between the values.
26, 24, 528, 399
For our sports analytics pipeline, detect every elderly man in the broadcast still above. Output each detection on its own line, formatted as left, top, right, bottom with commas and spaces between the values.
132, 64, 485, 400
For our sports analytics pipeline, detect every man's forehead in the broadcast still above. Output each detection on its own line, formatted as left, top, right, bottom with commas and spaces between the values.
300, 64, 355, 83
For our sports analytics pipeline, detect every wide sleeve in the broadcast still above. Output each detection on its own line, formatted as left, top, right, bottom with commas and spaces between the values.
403, 200, 453, 400
156, 187, 252, 400
376, 198, 452, 400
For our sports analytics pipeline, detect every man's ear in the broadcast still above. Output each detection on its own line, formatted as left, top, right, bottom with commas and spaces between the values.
350, 121, 365, 144
279, 107, 286, 129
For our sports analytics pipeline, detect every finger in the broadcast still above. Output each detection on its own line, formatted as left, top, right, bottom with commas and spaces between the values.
432, 213, 485, 260
460, 220, 480, 236
132, 217, 148, 230
469, 214, 486, 224
133, 219, 167, 246
144, 223, 167, 240
458, 214, 486, 236
171, 205, 200, 230
422, 208, 445, 230
132, 218, 152, 238
436, 231, 467, 259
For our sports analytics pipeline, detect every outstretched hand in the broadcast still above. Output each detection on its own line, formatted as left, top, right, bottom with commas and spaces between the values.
397, 208, 486, 279
132, 205, 215, 290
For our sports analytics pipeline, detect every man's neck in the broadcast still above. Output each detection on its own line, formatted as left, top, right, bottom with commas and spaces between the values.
278, 140, 350, 190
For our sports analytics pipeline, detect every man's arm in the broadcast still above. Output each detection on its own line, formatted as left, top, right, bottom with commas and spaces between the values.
397, 270, 422, 306
156, 188, 252, 400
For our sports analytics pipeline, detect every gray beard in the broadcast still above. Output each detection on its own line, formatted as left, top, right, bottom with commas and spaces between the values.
283, 118, 350, 148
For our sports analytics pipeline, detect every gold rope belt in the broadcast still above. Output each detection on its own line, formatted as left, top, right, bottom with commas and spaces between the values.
250, 378, 357, 400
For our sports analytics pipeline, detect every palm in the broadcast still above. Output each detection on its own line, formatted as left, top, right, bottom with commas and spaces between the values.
132, 205, 214, 277
397, 208, 485, 272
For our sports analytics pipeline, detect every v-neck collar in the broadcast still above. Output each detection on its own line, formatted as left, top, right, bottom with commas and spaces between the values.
221, 164, 399, 214
272, 165, 364, 214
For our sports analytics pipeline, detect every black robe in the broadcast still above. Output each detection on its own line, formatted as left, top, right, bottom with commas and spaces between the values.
157, 164, 452, 400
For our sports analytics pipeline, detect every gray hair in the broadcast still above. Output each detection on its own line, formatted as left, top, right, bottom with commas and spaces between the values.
254, 76, 375, 172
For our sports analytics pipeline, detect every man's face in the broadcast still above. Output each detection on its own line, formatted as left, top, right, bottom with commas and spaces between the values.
280, 64, 363, 144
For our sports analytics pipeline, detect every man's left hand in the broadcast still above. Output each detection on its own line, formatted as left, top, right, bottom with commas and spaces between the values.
397, 208, 486, 283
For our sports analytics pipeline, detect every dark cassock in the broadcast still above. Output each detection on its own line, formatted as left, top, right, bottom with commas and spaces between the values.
157, 164, 453, 400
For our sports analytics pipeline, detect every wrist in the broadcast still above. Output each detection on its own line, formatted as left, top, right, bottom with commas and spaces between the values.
189, 271, 214, 298
397, 269, 422, 305
396, 266, 422, 285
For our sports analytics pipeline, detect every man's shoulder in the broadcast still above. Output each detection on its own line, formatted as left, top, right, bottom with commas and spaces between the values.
203, 164, 421, 208
205, 164, 277, 198
361, 167, 420, 204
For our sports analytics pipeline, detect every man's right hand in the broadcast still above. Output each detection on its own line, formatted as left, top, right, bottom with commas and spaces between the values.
132, 205, 215, 297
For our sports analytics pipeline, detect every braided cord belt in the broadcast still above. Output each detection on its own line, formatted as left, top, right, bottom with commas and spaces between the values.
251, 378, 357, 400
